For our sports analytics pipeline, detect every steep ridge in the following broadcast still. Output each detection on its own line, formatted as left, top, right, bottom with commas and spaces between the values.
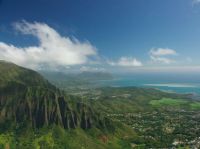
0, 61, 112, 130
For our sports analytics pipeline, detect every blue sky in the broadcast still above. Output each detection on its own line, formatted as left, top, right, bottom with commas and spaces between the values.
0, 0, 200, 73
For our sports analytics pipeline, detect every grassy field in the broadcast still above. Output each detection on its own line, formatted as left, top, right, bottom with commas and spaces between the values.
190, 102, 200, 110
149, 98, 188, 107
150, 97, 200, 110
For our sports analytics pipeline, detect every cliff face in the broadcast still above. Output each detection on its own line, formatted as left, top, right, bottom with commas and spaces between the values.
0, 88, 93, 129
0, 61, 109, 130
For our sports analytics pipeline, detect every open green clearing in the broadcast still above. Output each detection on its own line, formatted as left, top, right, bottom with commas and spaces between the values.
190, 102, 200, 110
150, 98, 200, 110
149, 98, 188, 107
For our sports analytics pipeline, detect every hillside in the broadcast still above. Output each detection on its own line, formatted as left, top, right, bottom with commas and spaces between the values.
0, 61, 135, 149
0, 61, 52, 88
2, 61, 199, 148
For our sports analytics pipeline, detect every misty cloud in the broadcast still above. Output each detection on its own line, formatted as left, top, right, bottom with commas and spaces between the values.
108, 57, 143, 67
149, 48, 177, 64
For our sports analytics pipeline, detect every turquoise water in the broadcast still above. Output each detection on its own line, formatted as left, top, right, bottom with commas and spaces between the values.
97, 73, 200, 95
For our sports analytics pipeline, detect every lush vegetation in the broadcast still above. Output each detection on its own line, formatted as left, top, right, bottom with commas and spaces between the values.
70, 87, 200, 148
190, 102, 200, 110
1, 61, 200, 148
149, 97, 188, 107
0, 61, 135, 149
0, 126, 136, 149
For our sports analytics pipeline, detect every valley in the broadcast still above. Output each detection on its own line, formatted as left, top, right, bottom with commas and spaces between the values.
1, 1, 200, 148
0, 61, 135, 149
0, 61, 200, 148
67, 87, 200, 148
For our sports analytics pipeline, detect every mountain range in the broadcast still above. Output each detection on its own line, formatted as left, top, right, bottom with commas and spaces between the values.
0, 61, 135, 149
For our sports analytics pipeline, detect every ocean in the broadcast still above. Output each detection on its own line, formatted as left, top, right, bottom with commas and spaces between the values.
97, 73, 200, 95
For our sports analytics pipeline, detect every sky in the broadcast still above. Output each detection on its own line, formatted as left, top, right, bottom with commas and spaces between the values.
0, 0, 200, 73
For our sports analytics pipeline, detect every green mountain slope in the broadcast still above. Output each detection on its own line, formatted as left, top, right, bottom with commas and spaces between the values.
0, 61, 135, 149
0, 61, 51, 88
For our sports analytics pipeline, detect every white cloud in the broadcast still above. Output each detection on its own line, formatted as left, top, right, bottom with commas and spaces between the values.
150, 48, 177, 56
80, 66, 105, 72
108, 57, 143, 67
0, 21, 97, 69
149, 48, 177, 64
